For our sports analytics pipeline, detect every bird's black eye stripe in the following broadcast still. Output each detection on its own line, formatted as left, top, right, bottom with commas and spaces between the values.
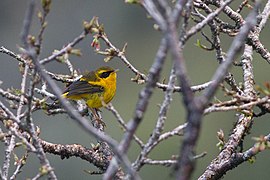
99, 71, 113, 78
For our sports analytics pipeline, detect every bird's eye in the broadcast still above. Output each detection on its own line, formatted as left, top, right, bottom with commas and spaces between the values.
99, 71, 112, 78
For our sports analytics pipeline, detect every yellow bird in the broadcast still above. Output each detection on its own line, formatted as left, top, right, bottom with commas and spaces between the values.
62, 66, 118, 123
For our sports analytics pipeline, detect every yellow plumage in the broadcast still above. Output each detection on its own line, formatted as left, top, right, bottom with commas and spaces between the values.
62, 66, 117, 121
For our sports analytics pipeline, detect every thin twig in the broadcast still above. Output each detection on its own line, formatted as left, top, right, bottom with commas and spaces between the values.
133, 67, 177, 171
20, 0, 35, 48
103, 37, 168, 180
204, 96, 270, 115
1, 135, 16, 180
105, 103, 144, 148
20, 1, 58, 179
39, 31, 87, 64
143, 158, 177, 167
0, 102, 36, 151
201, 6, 258, 106
200, 4, 261, 179
185, 0, 234, 42
0, 46, 27, 64
16, 64, 29, 118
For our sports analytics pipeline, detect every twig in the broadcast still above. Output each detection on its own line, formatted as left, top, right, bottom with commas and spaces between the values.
207, 0, 270, 64
39, 138, 111, 172
257, 0, 270, 32
16, 64, 29, 118
34, 87, 56, 99
10, 152, 29, 180
204, 96, 270, 115
133, 67, 177, 171
201, 5, 258, 106
158, 123, 187, 142
97, 25, 211, 93
143, 158, 177, 167
185, 0, 234, 42
31, 166, 54, 180
237, 133, 270, 162
39, 31, 87, 64
157, 80, 213, 93
1, 135, 16, 180
0, 46, 213, 96
0, 46, 27, 64
200, 4, 261, 179
141, 1, 167, 31
103, 37, 168, 180
99, 34, 146, 81
20, 0, 35, 48
2, 54, 30, 180
105, 103, 144, 148
200, 133, 270, 180
0, 101, 36, 151
193, 1, 244, 94
36, 0, 51, 56
0, 88, 28, 104
20, 1, 57, 179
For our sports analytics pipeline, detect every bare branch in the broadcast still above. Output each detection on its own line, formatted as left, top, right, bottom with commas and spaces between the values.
143, 158, 177, 167
104, 37, 168, 180
257, 0, 270, 31
200, 133, 270, 180
0, 46, 27, 64
1, 135, 16, 180
20, 0, 35, 48
157, 80, 213, 93
105, 103, 144, 148
200, 3, 263, 179
185, 0, 234, 42
20, 1, 57, 179
133, 67, 177, 171
39, 31, 87, 65
201, 5, 258, 107
204, 96, 270, 115
39, 139, 112, 172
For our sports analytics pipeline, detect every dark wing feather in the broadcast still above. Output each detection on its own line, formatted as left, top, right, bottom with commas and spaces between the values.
63, 80, 104, 96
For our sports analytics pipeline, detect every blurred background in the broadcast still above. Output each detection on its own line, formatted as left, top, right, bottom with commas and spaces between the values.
0, 0, 269, 179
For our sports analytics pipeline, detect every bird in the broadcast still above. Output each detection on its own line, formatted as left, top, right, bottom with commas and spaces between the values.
62, 66, 118, 125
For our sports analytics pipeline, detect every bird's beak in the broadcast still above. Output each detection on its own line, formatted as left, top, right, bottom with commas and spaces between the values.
114, 69, 119, 73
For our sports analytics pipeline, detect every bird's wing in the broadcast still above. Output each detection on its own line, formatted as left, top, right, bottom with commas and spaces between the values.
63, 80, 104, 96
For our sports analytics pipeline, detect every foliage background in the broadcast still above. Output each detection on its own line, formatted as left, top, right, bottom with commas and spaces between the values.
0, 0, 269, 179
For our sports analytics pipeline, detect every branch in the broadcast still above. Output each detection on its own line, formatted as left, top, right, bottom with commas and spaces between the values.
200, 3, 263, 179
185, 0, 234, 42
20, 0, 35, 48
207, 0, 270, 63
39, 139, 113, 172
157, 81, 213, 93
133, 67, 177, 171
204, 96, 270, 115
105, 103, 144, 148
0, 46, 27, 64
143, 158, 177, 167
20, 1, 57, 179
104, 37, 168, 179
200, 133, 270, 179
201, 5, 258, 107
1, 135, 16, 180
39, 31, 87, 65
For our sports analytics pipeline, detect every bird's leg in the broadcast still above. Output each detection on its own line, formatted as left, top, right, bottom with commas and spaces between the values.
90, 108, 106, 128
